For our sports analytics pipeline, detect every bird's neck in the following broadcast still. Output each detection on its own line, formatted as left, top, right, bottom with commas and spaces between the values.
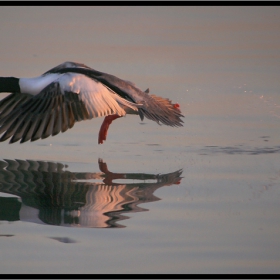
0, 77, 20, 93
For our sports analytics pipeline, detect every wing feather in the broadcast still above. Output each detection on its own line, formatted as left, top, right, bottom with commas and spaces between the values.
52, 97, 62, 136
0, 73, 140, 143
41, 111, 55, 139
30, 112, 50, 142
66, 102, 75, 129
0, 93, 30, 120
60, 101, 68, 132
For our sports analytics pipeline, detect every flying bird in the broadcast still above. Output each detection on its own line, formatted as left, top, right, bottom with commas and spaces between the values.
0, 62, 183, 144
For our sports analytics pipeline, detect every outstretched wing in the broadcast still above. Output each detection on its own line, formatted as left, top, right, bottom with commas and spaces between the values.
0, 73, 140, 144
49, 62, 184, 127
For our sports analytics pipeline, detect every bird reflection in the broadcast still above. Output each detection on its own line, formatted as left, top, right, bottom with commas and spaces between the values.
0, 159, 182, 228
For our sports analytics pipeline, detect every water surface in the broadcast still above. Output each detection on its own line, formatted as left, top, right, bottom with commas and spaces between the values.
0, 6, 280, 274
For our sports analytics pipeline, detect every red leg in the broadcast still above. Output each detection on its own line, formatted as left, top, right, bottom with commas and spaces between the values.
98, 158, 126, 184
98, 114, 121, 144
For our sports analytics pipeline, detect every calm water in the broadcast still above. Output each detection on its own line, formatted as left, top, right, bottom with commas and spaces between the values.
0, 6, 280, 274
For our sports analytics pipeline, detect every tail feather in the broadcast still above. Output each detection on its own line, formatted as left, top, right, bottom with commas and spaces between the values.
139, 94, 184, 127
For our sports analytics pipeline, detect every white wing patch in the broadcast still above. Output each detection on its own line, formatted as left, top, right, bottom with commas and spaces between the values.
60, 73, 140, 118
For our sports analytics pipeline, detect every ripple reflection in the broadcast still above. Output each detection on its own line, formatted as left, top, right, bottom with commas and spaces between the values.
0, 159, 182, 228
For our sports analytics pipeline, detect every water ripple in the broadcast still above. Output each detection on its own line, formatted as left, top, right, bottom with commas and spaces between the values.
201, 145, 280, 155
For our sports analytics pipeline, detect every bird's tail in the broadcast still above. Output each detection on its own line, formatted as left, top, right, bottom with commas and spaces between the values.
138, 94, 184, 127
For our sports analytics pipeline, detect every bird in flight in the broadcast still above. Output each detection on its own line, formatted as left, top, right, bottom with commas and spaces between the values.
0, 62, 183, 144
